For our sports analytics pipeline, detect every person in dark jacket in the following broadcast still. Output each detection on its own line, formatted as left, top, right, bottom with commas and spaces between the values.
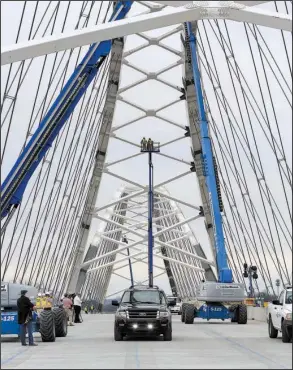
17, 290, 37, 346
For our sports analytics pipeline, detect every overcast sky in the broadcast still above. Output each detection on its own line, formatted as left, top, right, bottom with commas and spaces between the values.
1, 1, 291, 297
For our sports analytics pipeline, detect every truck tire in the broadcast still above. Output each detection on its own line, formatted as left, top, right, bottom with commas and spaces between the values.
237, 304, 247, 324
40, 310, 56, 342
181, 303, 188, 322
281, 321, 291, 343
163, 324, 172, 341
185, 304, 195, 325
53, 307, 68, 337
114, 325, 123, 341
268, 316, 278, 338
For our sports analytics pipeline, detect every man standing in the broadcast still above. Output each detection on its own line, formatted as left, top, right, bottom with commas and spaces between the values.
17, 290, 38, 346
73, 293, 82, 323
62, 293, 74, 326
141, 137, 147, 151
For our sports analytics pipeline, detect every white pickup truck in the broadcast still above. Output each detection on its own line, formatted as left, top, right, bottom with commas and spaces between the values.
267, 286, 292, 343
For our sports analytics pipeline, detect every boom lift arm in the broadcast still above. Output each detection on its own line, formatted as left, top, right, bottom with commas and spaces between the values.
185, 22, 232, 284
1, 1, 132, 222
181, 23, 246, 325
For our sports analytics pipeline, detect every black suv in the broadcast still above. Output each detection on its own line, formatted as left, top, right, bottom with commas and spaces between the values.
112, 285, 175, 341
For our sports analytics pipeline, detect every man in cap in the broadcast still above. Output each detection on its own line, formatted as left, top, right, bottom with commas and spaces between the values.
17, 290, 37, 346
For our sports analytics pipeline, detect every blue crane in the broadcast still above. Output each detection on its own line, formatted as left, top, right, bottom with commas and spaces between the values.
1, 1, 132, 225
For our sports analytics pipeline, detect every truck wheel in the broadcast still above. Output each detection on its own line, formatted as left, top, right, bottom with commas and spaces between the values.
53, 307, 68, 337
281, 321, 291, 343
181, 303, 188, 322
237, 304, 247, 324
185, 304, 195, 325
114, 325, 123, 341
163, 324, 172, 341
268, 316, 278, 338
40, 310, 56, 342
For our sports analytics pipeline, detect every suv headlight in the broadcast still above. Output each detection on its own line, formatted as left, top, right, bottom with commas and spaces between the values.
117, 310, 127, 319
159, 311, 169, 318
285, 313, 292, 320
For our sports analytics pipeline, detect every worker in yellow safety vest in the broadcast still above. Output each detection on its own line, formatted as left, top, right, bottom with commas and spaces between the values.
42, 292, 53, 309
35, 293, 42, 309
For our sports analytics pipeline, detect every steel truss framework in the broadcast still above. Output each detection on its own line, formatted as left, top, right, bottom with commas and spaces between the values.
79, 185, 214, 303
1, 1, 291, 301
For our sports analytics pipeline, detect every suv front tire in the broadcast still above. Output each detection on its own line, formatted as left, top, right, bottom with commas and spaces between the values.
114, 325, 123, 341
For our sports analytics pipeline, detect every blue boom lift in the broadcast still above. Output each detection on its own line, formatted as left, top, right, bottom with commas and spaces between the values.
0, 1, 132, 227
180, 22, 247, 325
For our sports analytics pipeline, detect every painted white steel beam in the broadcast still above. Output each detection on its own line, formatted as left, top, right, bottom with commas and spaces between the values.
1, 2, 291, 65
87, 251, 147, 273
154, 253, 205, 272
155, 239, 215, 266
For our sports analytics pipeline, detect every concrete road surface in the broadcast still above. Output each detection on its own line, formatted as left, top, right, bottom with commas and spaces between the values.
1, 315, 292, 369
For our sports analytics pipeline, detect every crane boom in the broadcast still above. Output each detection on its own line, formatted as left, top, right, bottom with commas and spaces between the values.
1, 1, 132, 221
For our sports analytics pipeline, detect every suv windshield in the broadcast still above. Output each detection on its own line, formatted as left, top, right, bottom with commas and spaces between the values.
121, 290, 166, 305
285, 290, 292, 304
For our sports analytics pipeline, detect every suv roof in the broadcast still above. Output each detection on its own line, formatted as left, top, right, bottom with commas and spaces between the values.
128, 285, 161, 291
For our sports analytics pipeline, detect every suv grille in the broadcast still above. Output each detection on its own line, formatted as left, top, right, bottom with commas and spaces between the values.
128, 310, 158, 319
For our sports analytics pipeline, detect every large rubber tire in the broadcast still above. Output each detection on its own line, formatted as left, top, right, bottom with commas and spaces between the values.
53, 307, 68, 337
281, 321, 291, 343
229, 304, 238, 322
181, 303, 187, 322
114, 325, 123, 341
185, 304, 195, 325
181, 303, 188, 322
163, 324, 172, 341
268, 316, 278, 338
237, 304, 247, 325
40, 310, 56, 342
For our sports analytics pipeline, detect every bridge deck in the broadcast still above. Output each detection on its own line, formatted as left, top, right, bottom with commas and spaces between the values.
1, 315, 292, 369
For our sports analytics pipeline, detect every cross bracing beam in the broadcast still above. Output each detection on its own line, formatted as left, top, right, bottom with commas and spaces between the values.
95, 230, 214, 267
76, 185, 213, 299
1, 1, 290, 65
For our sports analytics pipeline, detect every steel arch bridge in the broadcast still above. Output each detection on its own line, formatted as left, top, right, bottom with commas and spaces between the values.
1, 1, 292, 305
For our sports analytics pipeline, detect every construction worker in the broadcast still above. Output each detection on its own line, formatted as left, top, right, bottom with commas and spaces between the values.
43, 292, 53, 309
84, 306, 88, 314
141, 137, 147, 151
40, 293, 46, 309
35, 293, 42, 309
90, 305, 94, 314
147, 138, 153, 151
62, 293, 74, 326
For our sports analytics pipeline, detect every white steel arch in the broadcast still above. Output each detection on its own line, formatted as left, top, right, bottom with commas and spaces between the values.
1, 1, 291, 65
